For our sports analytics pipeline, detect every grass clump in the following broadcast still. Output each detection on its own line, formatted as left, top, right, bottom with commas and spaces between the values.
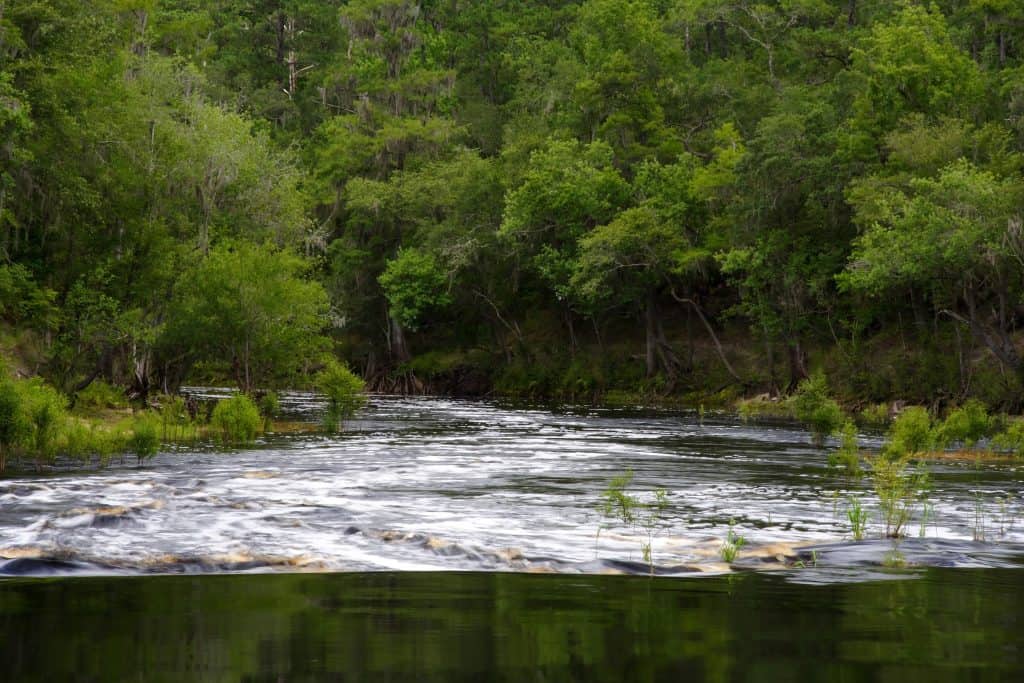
789, 373, 844, 445
210, 394, 261, 445
847, 497, 868, 540
719, 520, 746, 563
317, 358, 366, 433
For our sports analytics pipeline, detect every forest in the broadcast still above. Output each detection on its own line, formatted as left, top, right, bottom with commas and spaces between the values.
3, 0, 1024, 411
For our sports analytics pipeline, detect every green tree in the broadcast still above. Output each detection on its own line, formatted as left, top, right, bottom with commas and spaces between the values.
842, 160, 1024, 383
161, 243, 330, 393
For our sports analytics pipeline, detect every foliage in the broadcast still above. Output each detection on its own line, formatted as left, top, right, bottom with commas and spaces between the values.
788, 373, 844, 445
991, 419, 1024, 458
829, 421, 862, 478
872, 457, 930, 539
210, 394, 262, 445
719, 521, 746, 563
161, 243, 330, 393
884, 408, 936, 458
3, 0, 1024, 412
858, 403, 891, 428
847, 497, 868, 541
378, 249, 452, 331
937, 400, 994, 450
128, 415, 161, 465
316, 359, 367, 432
598, 470, 671, 573
75, 381, 128, 411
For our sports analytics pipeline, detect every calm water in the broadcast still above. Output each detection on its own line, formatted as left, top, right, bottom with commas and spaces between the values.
1, 395, 1023, 679
1, 569, 1023, 681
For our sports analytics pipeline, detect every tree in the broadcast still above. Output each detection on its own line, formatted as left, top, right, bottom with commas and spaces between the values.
842, 159, 1024, 383
160, 242, 330, 392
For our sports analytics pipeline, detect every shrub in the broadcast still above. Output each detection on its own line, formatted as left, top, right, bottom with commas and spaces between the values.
829, 420, 863, 477
210, 394, 261, 445
0, 379, 31, 472
157, 394, 196, 442
257, 390, 279, 430
873, 456, 930, 538
75, 381, 128, 411
992, 419, 1024, 458
858, 403, 891, 428
128, 415, 161, 465
26, 382, 67, 465
316, 359, 366, 432
937, 399, 993, 449
789, 373, 844, 444
884, 407, 935, 458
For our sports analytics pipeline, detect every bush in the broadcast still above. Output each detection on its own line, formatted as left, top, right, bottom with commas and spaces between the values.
128, 415, 161, 464
316, 359, 366, 432
788, 373, 844, 444
210, 394, 262, 445
22, 380, 68, 465
884, 407, 935, 458
937, 399, 993, 450
0, 379, 31, 472
992, 419, 1024, 458
858, 403, 891, 428
74, 380, 128, 411
829, 420, 863, 477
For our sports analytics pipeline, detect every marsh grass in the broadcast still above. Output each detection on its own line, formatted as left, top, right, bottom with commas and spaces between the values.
719, 520, 746, 563
598, 471, 671, 574
847, 497, 868, 540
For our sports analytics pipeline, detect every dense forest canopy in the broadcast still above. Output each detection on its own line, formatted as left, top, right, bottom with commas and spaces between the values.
2, 0, 1024, 407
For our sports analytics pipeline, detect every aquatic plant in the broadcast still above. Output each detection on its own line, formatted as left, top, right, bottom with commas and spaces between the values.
719, 520, 746, 563
317, 359, 366, 432
598, 471, 671, 574
129, 415, 161, 465
847, 497, 868, 541
829, 421, 863, 477
789, 373, 844, 445
872, 456, 930, 538
211, 394, 262, 445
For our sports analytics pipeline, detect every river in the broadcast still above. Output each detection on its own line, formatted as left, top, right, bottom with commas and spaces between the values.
1, 394, 1023, 680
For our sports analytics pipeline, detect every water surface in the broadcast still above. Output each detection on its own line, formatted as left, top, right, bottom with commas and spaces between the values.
1, 394, 1022, 576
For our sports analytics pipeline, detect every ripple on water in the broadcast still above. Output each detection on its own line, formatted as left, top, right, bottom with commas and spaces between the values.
1, 393, 1023, 580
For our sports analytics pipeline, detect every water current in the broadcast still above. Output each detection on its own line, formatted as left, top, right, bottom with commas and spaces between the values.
1, 392, 1023, 578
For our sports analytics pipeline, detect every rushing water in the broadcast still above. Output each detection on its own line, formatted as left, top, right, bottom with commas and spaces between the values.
1, 393, 1024, 576
2, 394, 1024, 680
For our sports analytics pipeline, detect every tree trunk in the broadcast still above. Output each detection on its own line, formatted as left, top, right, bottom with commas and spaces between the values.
645, 293, 658, 377
388, 313, 410, 364
847, 0, 856, 26
787, 340, 808, 390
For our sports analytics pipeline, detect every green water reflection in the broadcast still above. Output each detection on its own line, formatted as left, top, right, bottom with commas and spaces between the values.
1, 569, 1022, 681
